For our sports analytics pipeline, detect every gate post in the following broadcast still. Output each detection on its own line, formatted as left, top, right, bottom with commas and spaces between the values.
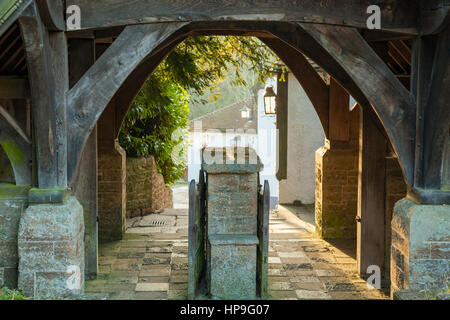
202, 147, 264, 299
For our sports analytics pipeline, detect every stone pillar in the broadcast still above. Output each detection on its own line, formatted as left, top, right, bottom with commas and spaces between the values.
203, 147, 263, 299
97, 140, 126, 242
315, 144, 359, 239
18, 190, 84, 299
0, 184, 29, 289
315, 82, 360, 239
391, 197, 450, 296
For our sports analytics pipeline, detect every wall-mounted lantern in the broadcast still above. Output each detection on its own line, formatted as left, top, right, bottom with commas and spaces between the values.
241, 106, 251, 119
264, 86, 277, 115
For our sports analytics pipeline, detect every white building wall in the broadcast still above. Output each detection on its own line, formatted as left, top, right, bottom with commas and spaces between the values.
187, 77, 279, 208
279, 73, 325, 205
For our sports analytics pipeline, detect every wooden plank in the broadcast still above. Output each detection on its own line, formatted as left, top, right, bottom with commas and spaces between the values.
0, 77, 30, 98
357, 108, 387, 277
257, 180, 270, 299
188, 173, 206, 300
19, 4, 62, 188
260, 37, 329, 137
419, 2, 450, 35
329, 78, 350, 142
422, 25, 450, 189
299, 23, 416, 186
69, 39, 95, 88
35, 0, 65, 31
65, 0, 419, 34
411, 36, 434, 189
0, 104, 31, 185
66, 22, 188, 183
69, 38, 98, 280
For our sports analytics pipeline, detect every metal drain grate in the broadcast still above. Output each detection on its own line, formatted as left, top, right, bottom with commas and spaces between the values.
150, 219, 167, 226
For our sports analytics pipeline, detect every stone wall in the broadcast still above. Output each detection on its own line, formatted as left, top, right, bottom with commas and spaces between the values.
280, 73, 325, 205
0, 185, 29, 289
98, 142, 126, 242
391, 198, 450, 295
126, 156, 172, 218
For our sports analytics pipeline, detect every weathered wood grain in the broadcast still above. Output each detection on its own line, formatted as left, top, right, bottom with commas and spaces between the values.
66, 22, 187, 183
422, 24, 450, 189
0, 104, 31, 185
35, 0, 65, 31
257, 180, 270, 299
329, 78, 350, 142
357, 107, 387, 277
299, 23, 416, 186
19, 3, 69, 188
419, 1, 450, 35
65, 0, 419, 34
69, 38, 98, 280
114, 35, 188, 137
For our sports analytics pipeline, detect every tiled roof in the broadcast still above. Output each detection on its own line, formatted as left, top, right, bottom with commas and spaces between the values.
189, 97, 258, 132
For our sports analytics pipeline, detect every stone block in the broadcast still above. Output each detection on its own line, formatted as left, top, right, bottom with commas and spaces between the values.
391, 197, 450, 295
315, 146, 358, 239
0, 185, 30, 289
209, 235, 259, 299
18, 196, 85, 299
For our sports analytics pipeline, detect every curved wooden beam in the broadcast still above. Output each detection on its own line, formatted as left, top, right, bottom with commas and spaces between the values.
0, 105, 31, 186
298, 23, 416, 186
420, 1, 450, 35
260, 37, 329, 137
36, 0, 65, 31
66, 22, 188, 183
65, 0, 419, 34
113, 36, 188, 138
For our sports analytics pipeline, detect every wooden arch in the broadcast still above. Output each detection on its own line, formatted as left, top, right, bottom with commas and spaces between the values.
66, 21, 416, 188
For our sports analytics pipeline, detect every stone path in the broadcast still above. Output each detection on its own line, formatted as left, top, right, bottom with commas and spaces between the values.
85, 207, 388, 300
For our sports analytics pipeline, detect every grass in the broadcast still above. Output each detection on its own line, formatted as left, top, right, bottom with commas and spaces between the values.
0, 286, 30, 300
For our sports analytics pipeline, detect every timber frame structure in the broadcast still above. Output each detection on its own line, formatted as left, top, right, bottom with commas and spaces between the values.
0, 0, 449, 299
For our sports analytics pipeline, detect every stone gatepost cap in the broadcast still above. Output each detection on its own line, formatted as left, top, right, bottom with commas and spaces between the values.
201, 147, 264, 173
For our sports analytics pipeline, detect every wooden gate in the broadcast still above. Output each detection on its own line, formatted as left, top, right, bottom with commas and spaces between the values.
257, 180, 270, 299
188, 170, 207, 299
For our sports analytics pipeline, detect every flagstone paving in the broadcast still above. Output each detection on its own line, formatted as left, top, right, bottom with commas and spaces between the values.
85, 206, 389, 300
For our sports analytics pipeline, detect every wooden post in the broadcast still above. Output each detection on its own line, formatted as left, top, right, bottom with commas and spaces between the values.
329, 78, 350, 143
276, 70, 288, 181
357, 108, 387, 276
19, 4, 69, 188
69, 38, 98, 280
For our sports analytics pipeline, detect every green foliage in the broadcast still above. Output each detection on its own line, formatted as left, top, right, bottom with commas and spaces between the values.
0, 286, 30, 300
119, 36, 279, 184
